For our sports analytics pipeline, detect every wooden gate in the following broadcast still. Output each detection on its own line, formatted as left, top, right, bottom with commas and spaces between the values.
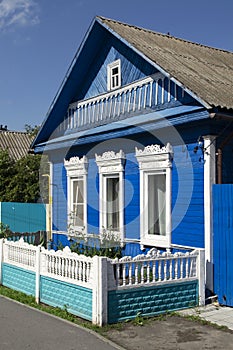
213, 184, 233, 306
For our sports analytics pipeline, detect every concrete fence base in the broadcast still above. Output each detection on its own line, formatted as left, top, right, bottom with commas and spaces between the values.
0, 239, 205, 326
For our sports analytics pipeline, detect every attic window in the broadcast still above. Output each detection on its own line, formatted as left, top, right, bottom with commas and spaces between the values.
107, 59, 121, 91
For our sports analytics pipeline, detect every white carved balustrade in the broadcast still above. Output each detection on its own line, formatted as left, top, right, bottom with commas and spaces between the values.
111, 248, 198, 288
59, 73, 182, 133
40, 246, 93, 287
3, 237, 37, 271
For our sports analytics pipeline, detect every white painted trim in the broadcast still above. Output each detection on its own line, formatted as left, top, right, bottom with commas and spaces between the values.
35, 246, 41, 303
107, 59, 121, 91
136, 143, 173, 248
0, 239, 3, 284
203, 135, 216, 291
69, 74, 163, 109
96, 150, 125, 241
64, 156, 88, 233
49, 161, 53, 239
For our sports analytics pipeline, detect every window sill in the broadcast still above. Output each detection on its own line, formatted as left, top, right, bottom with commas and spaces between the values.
140, 235, 171, 249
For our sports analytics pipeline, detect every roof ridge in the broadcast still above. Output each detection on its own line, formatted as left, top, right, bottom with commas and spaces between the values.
97, 16, 233, 55
0, 130, 29, 134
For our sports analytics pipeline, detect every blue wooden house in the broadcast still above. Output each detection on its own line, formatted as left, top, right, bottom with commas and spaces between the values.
33, 16, 233, 299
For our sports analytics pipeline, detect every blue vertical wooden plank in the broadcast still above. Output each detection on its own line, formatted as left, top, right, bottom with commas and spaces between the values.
213, 185, 233, 306
226, 186, 233, 306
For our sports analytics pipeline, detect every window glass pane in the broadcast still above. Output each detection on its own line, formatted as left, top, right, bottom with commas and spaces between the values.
73, 204, 84, 227
73, 180, 84, 203
148, 174, 166, 236
112, 67, 118, 75
112, 76, 115, 88
106, 177, 119, 230
72, 179, 84, 226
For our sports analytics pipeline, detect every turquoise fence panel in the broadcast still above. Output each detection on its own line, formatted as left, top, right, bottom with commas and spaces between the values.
0, 202, 46, 232
40, 276, 92, 321
2, 263, 35, 296
108, 281, 198, 323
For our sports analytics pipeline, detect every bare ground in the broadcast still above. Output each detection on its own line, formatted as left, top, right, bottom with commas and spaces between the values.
102, 315, 233, 350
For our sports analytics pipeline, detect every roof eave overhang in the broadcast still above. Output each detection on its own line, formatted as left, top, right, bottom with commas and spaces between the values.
34, 106, 208, 154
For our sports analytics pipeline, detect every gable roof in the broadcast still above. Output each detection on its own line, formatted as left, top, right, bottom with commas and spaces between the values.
97, 16, 233, 110
0, 130, 32, 160
33, 16, 233, 149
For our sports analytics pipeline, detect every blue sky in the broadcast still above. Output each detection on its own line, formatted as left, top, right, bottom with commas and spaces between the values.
0, 0, 232, 131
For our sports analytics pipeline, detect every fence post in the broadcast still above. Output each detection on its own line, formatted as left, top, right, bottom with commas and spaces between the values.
197, 249, 205, 306
0, 239, 3, 285
92, 256, 108, 326
35, 245, 41, 304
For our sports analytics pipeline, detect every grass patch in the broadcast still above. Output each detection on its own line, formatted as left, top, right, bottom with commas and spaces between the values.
0, 285, 128, 335
0, 286, 101, 333
0, 286, 231, 336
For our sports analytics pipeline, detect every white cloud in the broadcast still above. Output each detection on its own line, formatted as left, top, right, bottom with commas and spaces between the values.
0, 0, 39, 31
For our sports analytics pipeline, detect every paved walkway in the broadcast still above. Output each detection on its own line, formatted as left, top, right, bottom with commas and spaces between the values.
179, 304, 233, 330
0, 296, 123, 350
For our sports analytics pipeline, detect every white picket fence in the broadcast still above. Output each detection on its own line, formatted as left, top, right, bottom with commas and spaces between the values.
0, 238, 205, 325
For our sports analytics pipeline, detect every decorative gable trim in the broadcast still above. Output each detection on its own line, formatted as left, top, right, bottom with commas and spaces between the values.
135, 143, 173, 170
64, 156, 88, 176
95, 150, 125, 174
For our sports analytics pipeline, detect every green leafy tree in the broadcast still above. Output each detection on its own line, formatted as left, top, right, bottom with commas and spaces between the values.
0, 149, 16, 201
24, 124, 40, 139
5, 154, 42, 203
0, 125, 49, 203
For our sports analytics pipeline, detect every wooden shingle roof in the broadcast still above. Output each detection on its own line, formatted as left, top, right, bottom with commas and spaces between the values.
98, 16, 233, 110
0, 130, 32, 160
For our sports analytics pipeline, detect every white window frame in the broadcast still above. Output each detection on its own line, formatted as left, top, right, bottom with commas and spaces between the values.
64, 156, 88, 233
135, 144, 173, 248
95, 150, 125, 241
107, 59, 121, 91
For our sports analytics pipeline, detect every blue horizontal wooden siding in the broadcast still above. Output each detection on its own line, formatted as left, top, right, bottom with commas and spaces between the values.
172, 143, 204, 248
52, 161, 67, 232
80, 37, 156, 100
124, 153, 140, 240
87, 159, 99, 234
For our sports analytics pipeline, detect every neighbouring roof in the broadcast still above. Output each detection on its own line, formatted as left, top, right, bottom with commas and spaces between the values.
97, 16, 233, 110
0, 130, 32, 160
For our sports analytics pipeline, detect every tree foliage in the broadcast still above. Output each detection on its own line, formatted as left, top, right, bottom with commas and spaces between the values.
0, 149, 42, 203
0, 149, 16, 201
24, 124, 40, 139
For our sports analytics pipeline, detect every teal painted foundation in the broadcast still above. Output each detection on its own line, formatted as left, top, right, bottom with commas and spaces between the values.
2, 263, 36, 296
2, 264, 92, 321
108, 280, 198, 323
40, 276, 92, 321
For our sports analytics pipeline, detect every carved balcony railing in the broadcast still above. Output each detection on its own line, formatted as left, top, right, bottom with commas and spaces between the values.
59, 73, 185, 133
